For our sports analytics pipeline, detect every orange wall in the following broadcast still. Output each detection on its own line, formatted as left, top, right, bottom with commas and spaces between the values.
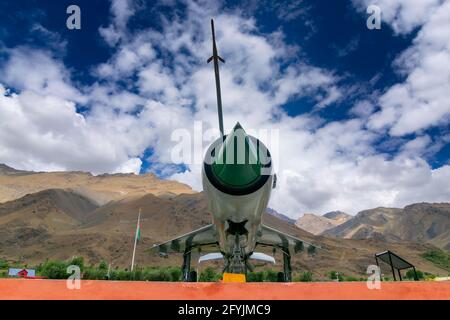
0, 279, 449, 300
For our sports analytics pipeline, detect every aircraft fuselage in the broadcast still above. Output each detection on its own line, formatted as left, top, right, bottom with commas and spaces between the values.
202, 126, 274, 273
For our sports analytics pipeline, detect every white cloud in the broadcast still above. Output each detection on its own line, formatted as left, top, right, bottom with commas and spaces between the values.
146, 162, 187, 178
113, 157, 142, 174
0, 52, 154, 174
0, 48, 84, 102
349, 100, 375, 118
399, 135, 432, 157
353, 0, 450, 136
0, 0, 449, 218
110, 0, 136, 29
352, 0, 442, 35
99, 0, 136, 46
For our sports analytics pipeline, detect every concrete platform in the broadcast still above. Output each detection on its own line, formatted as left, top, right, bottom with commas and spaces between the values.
0, 279, 449, 300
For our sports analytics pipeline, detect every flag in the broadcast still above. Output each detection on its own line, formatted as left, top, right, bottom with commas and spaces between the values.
136, 225, 141, 243
131, 208, 141, 271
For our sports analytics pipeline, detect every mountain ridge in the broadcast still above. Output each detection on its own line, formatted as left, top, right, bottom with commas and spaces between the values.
323, 203, 450, 250
0, 163, 195, 205
0, 164, 449, 277
295, 211, 352, 235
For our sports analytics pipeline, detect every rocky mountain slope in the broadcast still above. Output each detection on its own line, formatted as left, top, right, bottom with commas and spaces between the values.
323, 204, 450, 251
0, 164, 448, 278
295, 211, 352, 235
323, 211, 352, 223
0, 164, 194, 205
266, 208, 296, 224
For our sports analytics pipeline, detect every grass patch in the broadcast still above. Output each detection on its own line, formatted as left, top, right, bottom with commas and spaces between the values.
421, 250, 450, 272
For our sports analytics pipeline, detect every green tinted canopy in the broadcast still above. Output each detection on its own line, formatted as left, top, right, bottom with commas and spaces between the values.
211, 122, 262, 188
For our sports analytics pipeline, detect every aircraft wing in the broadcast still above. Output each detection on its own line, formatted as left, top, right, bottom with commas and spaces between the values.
150, 224, 219, 255
256, 224, 319, 254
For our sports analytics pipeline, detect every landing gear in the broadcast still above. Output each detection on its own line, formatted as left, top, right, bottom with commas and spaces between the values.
182, 246, 194, 282
182, 243, 200, 282
189, 270, 197, 282
281, 246, 292, 282
230, 234, 246, 274
277, 272, 284, 282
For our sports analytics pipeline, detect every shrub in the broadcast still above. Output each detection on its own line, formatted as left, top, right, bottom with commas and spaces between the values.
421, 250, 450, 272
145, 268, 165, 281
35, 263, 43, 273
40, 260, 68, 279
131, 267, 148, 281
69, 256, 84, 272
424, 272, 436, 280
115, 269, 131, 281
83, 267, 108, 280
0, 259, 9, 269
343, 276, 360, 282
264, 269, 278, 282
307, 246, 316, 256
405, 269, 424, 280
98, 261, 108, 270
198, 267, 221, 282
166, 266, 182, 282
328, 270, 343, 281
295, 271, 313, 282
247, 271, 265, 282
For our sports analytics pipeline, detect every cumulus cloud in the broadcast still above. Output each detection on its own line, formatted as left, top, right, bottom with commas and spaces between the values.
354, 0, 450, 136
0, 86, 149, 174
0, 48, 84, 102
113, 157, 142, 174
352, 0, 442, 35
0, 0, 449, 217
0, 52, 153, 174
99, 0, 136, 46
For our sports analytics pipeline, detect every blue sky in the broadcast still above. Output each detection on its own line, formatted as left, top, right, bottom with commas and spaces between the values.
0, 0, 449, 216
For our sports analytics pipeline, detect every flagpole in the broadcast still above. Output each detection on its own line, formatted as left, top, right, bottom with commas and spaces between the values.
131, 208, 141, 271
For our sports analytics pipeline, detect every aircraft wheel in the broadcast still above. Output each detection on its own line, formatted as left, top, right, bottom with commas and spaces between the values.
189, 270, 197, 282
277, 272, 285, 282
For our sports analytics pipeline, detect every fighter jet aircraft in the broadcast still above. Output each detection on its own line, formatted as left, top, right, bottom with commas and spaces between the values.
151, 19, 318, 282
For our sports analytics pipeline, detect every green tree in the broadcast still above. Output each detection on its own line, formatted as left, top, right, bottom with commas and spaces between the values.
98, 261, 108, 270
40, 260, 68, 279
0, 259, 9, 269
69, 256, 84, 272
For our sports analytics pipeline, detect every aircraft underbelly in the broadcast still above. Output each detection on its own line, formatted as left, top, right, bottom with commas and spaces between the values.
202, 169, 273, 255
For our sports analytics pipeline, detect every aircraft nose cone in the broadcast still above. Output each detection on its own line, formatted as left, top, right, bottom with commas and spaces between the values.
211, 122, 262, 188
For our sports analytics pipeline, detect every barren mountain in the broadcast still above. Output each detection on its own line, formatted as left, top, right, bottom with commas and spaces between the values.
0, 189, 447, 278
266, 208, 295, 224
0, 164, 448, 278
323, 211, 352, 223
0, 164, 194, 205
323, 204, 450, 251
295, 211, 352, 235
0, 188, 98, 223
0, 164, 30, 176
